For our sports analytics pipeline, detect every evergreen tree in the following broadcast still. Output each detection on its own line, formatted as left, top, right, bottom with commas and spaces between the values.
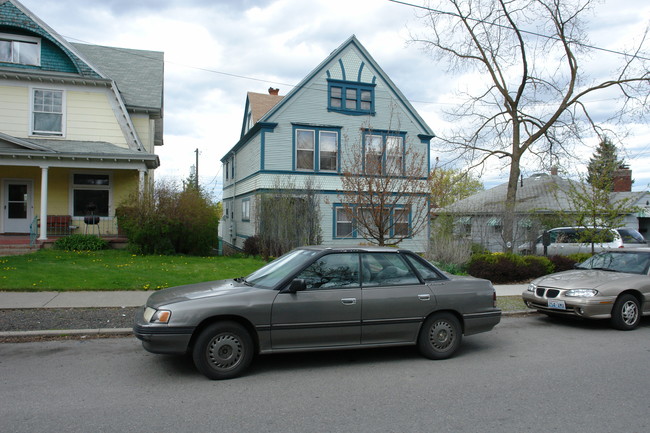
586, 137, 625, 190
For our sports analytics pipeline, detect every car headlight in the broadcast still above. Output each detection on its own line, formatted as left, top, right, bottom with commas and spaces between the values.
527, 283, 536, 292
144, 307, 171, 323
565, 289, 598, 297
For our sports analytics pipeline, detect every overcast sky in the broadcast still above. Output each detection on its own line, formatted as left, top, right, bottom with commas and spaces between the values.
17, 0, 650, 197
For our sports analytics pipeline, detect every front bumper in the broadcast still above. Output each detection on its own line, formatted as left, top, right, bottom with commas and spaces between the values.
522, 289, 615, 319
133, 309, 194, 355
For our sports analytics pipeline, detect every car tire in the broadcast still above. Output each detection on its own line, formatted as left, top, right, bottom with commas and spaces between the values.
610, 294, 641, 330
192, 321, 254, 380
418, 312, 462, 360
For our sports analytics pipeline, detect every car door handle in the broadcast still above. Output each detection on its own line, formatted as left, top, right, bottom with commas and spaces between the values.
341, 298, 357, 305
418, 294, 430, 301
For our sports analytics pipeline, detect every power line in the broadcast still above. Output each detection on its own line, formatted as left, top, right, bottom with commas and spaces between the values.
388, 0, 650, 61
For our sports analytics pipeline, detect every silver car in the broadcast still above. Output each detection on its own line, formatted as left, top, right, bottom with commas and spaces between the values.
522, 248, 650, 330
134, 246, 501, 379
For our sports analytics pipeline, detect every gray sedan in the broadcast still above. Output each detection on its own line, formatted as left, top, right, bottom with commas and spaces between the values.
523, 248, 650, 330
135, 246, 501, 379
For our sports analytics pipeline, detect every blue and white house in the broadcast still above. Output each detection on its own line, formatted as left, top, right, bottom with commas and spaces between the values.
221, 36, 434, 253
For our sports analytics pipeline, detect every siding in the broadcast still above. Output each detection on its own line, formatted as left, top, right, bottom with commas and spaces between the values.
66, 90, 128, 146
0, 84, 29, 136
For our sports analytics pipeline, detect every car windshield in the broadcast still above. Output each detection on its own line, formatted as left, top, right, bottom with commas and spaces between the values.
245, 249, 320, 289
577, 251, 650, 275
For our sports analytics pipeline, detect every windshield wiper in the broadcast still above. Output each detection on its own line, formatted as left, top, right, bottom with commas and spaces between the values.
589, 267, 620, 272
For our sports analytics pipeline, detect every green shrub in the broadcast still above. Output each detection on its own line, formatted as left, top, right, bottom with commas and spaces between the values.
116, 182, 220, 256
468, 253, 553, 283
54, 234, 108, 251
243, 235, 262, 256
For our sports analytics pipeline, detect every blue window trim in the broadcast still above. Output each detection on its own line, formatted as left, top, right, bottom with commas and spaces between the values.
361, 129, 407, 175
327, 79, 376, 116
292, 124, 342, 173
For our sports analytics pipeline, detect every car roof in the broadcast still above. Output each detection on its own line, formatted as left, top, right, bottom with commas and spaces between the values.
297, 245, 411, 254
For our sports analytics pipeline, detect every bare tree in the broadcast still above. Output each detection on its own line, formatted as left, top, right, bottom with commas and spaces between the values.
410, 0, 649, 251
338, 126, 430, 246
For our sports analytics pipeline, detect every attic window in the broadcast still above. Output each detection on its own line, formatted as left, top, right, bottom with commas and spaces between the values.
0, 33, 40, 66
328, 79, 375, 115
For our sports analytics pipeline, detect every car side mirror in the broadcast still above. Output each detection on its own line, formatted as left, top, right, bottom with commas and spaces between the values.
284, 279, 307, 293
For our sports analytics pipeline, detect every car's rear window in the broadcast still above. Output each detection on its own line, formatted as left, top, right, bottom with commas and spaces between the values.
617, 229, 646, 244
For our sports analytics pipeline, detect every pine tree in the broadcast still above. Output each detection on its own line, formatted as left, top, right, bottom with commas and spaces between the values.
586, 137, 625, 190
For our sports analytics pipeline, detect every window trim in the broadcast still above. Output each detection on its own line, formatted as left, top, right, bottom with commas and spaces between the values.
293, 125, 341, 173
0, 32, 41, 66
362, 130, 406, 175
69, 172, 112, 218
327, 79, 375, 115
30, 87, 66, 137
333, 204, 412, 240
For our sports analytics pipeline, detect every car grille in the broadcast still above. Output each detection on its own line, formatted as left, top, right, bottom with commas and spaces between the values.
536, 287, 560, 298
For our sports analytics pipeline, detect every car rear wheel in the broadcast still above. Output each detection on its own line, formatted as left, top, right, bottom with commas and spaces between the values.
192, 321, 254, 380
418, 312, 462, 360
610, 294, 641, 330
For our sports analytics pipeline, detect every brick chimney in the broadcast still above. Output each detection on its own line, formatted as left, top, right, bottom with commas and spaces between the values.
550, 166, 558, 176
613, 168, 632, 192
268, 87, 279, 95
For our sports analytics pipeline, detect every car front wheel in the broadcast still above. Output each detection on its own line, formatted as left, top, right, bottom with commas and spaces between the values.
418, 312, 462, 360
610, 294, 641, 330
192, 321, 254, 380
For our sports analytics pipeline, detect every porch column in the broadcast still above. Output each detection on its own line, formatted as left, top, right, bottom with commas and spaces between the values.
38, 166, 49, 241
138, 169, 146, 200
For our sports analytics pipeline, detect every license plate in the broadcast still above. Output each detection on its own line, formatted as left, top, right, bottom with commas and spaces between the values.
548, 300, 566, 310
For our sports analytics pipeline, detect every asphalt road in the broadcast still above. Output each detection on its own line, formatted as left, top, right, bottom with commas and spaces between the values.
1, 315, 649, 433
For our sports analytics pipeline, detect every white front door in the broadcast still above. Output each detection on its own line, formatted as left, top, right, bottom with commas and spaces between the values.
3, 180, 33, 233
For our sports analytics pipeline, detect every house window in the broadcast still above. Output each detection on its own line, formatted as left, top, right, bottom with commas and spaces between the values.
335, 207, 354, 238
363, 131, 405, 175
225, 161, 229, 180
242, 199, 250, 221
0, 33, 40, 66
328, 80, 375, 115
231, 159, 235, 179
72, 173, 110, 217
296, 129, 315, 170
319, 131, 338, 171
393, 208, 409, 237
294, 126, 340, 172
32, 89, 64, 136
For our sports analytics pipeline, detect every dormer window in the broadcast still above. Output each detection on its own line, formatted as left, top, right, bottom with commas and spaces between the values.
328, 80, 375, 115
0, 33, 40, 66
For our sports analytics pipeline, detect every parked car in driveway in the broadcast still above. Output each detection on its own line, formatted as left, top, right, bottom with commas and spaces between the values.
519, 226, 646, 255
134, 246, 502, 379
522, 248, 650, 330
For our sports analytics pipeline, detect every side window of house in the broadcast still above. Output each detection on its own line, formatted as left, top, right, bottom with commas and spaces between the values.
242, 199, 250, 222
319, 131, 338, 171
296, 129, 315, 170
72, 173, 110, 217
295, 253, 360, 290
327, 81, 374, 115
393, 208, 409, 237
335, 207, 353, 238
32, 88, 64, 136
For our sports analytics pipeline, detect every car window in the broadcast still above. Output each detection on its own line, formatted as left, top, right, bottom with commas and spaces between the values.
617, 228, 646, 244
361, 253, 420, 287
295, 253, 360, 290
403, 254, 444, 281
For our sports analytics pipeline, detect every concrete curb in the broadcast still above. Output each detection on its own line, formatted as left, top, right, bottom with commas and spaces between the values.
0, 328, 132, 338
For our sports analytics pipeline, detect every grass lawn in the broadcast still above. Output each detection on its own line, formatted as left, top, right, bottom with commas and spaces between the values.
0, 249, 267, 291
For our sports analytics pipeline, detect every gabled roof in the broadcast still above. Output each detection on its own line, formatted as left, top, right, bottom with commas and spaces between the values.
71, 43, 164, 113
258, 35, 434, 137
442, 173, 649, 215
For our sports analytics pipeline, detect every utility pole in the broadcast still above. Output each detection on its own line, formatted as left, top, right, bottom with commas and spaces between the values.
194, 148, 199, 189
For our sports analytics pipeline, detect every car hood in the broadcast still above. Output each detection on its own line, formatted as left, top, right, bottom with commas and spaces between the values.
146, 279, 257, 308
532, 269, 638, 290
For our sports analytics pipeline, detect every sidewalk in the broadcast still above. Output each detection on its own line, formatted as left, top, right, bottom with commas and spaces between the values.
0, 285, 527, 309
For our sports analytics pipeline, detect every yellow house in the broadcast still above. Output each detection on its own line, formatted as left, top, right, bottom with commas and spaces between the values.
0, 0, 162, 247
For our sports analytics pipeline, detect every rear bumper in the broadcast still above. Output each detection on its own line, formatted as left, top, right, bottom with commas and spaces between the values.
463, 309, 502, 335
